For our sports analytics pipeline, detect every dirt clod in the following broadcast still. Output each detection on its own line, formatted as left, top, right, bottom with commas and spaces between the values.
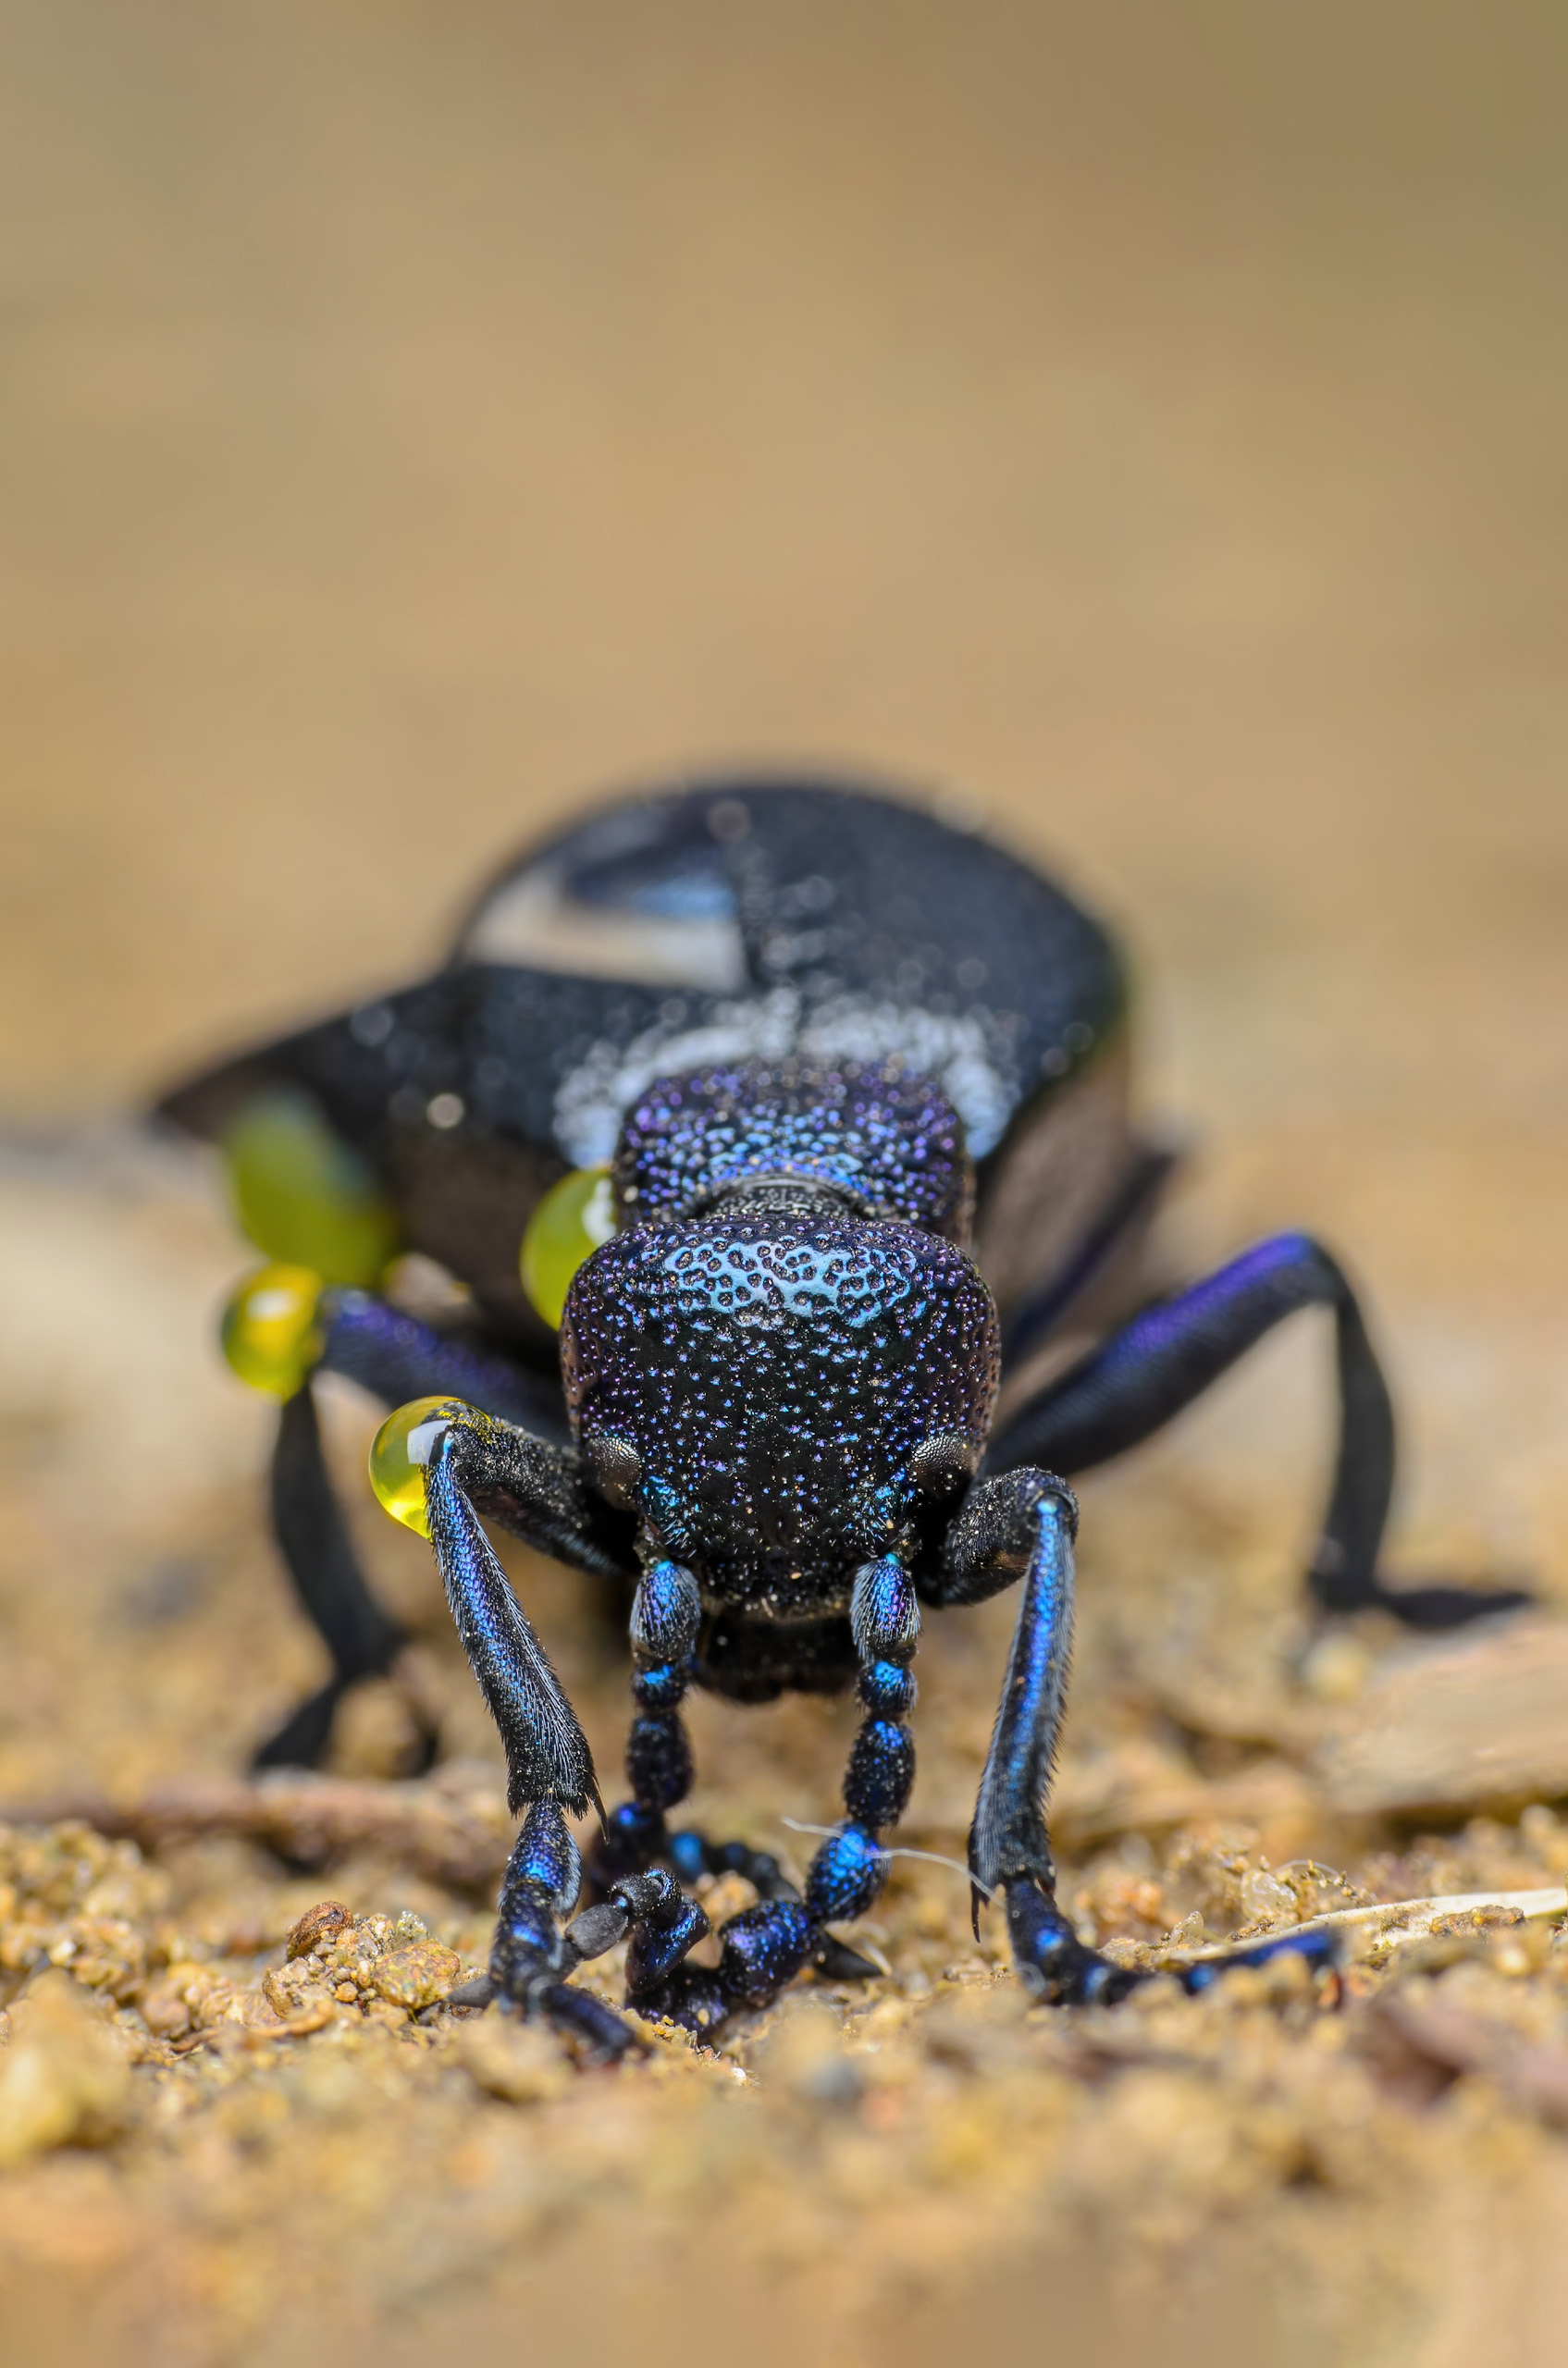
0, 1970, 135, 2164
285, 1899, 352, 1959
453, 2011, 574, 2104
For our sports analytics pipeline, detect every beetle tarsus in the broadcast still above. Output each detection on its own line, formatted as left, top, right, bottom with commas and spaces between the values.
1006, 1877, 1144, 2007
487, 1802, 642, 2062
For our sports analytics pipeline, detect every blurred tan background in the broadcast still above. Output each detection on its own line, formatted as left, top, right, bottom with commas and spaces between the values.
0, 15, 1567, 2351
2, 0, 1565, 1589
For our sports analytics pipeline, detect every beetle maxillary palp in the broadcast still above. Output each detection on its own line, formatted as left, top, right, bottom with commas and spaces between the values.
630, 1559, 701, 1665
797, 1552, 921, 1929
849, 1555, 920, 1665
600, 1557, 705, 1884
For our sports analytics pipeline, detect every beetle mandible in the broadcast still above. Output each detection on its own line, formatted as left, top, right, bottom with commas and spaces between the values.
158, 776, 1526, 2054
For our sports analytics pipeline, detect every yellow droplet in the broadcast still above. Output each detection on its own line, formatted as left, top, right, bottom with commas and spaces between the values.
220, 1264, 325, 1400
519, 1166, 617, 1327
220, 1088, 401, 1287
368, 1397, 475, 1539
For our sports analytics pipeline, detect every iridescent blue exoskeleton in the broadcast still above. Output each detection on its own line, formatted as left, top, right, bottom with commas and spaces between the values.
158, 777, 1524, 2056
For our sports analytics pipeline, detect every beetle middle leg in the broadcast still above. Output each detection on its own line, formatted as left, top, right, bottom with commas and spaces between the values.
988, 1232, 1530, 1630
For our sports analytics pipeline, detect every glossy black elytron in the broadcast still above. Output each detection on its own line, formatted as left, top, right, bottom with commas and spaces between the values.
158, 774, 1523, 2054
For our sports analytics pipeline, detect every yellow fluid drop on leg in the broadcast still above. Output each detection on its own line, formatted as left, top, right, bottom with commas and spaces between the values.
519, 1166, 617, 1327
368, 1397, 475, 1539
221, 1088, 401, 1287
220, 1264, 326, 1400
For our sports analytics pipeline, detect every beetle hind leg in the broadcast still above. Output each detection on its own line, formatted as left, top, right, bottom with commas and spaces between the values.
255, 1383, 431, 1772
988, 1232, 1531, 1631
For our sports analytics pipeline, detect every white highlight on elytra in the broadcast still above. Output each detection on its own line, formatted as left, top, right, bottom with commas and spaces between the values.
553, 987, 1014, 1166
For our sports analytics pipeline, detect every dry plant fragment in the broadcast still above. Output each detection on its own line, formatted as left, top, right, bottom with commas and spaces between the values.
1158, 1887, 1567, 1978
1369, 1987, 1568, 2126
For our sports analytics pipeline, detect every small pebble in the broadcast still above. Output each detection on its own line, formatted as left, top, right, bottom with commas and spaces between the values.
286, 1902, 354, 1961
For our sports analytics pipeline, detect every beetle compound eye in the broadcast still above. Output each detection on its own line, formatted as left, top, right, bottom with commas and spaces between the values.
220, 1088, 401, 1288
910, 1434, 977, 1497
367, 1396, 473, 1539
583, 1432, 642, 1509
220, 1264, 326, 1400
519, 1165, 617, 1327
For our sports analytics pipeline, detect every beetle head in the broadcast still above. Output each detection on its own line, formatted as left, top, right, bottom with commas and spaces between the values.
561, 1190, 998, 1603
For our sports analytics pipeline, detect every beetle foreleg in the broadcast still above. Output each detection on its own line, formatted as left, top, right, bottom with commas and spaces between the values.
946, 1470, 1142, 2005
484, 1802, 640, 2060
413, 1415, 650, 2057
949, 1472, 1344, 2009
249, 1290, 586, 1770
424, 1419, 603, 1814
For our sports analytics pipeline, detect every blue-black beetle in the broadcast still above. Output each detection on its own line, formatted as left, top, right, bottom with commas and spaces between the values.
157, 775, 1523, 2052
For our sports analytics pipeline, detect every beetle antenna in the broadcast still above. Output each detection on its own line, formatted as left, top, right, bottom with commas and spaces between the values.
779, 1817, 994, 1901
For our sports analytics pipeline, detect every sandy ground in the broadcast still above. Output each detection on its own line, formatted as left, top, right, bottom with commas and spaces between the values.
1, 5, 1567, 2360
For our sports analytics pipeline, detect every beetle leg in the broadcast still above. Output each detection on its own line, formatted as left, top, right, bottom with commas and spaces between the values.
988, 1232, 1530, 1630
939, 1470, 1141, 2004
415, 1411, 647, 2056
253, 1291, 584, 1770
483, 1801, 641, 2061
316, 1288, 571, 1441
422, 1412, 625, 1808
943, 1469, 1347, 2010
255, 1382, 414, 1770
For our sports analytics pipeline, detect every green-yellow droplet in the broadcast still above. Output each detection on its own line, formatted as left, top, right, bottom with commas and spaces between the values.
368, 1396, 474, 1539
221, 1088, 401, 1287
220, 1264, 326, 1400
519, 1166, 617, 1327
